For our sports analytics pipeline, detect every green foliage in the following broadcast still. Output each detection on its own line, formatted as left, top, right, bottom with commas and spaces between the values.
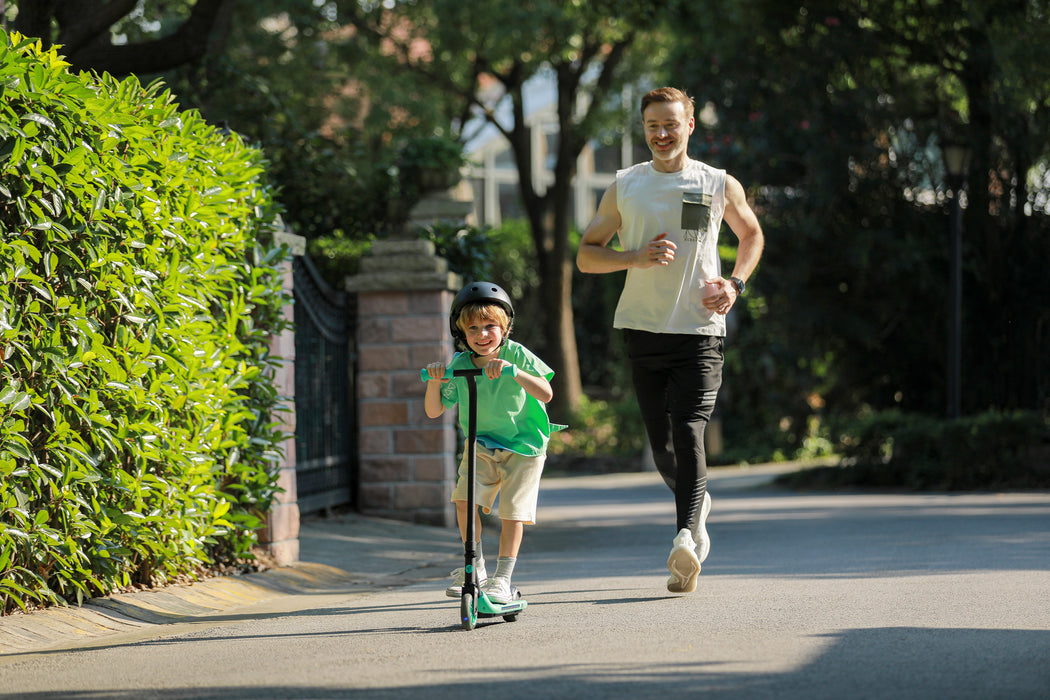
167, 55, 404, 244
343, 0, 687, 417
396, 135, 465, 198
547, 394, 646, 458
159, 0, 462, 245
484, 219, 541, 302
779, 410, 1049, 490
306, 230, 376, 284
0, 33, 289, 613
417, 222, 494, 283
665, 0, 1050, 452
305, 219, 499, 298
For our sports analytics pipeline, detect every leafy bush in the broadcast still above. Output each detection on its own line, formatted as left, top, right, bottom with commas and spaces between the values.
396, 135, 465, 199
306, 222, 494, 294
0, 33, 289, 612
547, 394, 645, 458
777, 410, 1049, 491
418, 222, 496, 283
307, 229, 376, 284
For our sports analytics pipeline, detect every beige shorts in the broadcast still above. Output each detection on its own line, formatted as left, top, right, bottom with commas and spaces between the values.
451, 443, 545, 524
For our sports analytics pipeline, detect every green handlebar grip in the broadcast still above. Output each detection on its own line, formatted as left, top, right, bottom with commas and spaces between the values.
419, 365, 517, 382
420, 367, 454, 382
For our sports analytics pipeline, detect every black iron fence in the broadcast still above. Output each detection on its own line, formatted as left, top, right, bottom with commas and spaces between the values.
292, 254, 356, 514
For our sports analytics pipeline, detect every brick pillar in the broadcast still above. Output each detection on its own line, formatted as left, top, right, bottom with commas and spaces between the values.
346, 239, 462, 526
258, 231, 304, 564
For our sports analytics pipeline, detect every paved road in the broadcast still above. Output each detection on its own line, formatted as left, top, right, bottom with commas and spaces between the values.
1, 465, 1048, 699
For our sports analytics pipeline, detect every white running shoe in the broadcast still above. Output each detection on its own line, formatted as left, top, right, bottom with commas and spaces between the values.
445, 562, 487, 598
666, 528, 701, 594
692, 491, 712, 563
481, 576, 513, 604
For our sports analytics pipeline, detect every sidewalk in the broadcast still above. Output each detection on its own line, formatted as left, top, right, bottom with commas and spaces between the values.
0, 513, 464, 656
0, 462, 800, 655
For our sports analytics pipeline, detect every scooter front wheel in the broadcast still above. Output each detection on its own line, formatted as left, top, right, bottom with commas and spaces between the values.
460, 593, 477, 630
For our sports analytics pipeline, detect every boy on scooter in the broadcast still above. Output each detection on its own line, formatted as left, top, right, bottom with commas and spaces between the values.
424, 281, 561, 603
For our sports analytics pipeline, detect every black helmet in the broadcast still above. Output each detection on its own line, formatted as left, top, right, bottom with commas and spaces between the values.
450, 281, 514, 351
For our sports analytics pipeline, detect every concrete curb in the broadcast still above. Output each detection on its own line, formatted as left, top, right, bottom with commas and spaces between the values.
0, 562, 357, 656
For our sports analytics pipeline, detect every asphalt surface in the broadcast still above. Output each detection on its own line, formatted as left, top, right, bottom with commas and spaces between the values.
1, 462, 1048, 699
0, 462, 806, 654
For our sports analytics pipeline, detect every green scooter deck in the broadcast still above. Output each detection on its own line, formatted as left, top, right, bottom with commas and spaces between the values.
460, 585, 526, 630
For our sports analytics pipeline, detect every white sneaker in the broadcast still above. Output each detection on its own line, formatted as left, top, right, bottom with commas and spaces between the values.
445, 562, 487, 598
692, 491, 712, 563
666, 528, 701, 594
481, 577, 513, 604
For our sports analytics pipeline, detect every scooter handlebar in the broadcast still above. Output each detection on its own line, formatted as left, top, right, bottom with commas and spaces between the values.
421, 367, 452, 382
420, 366, 518, 382
420, 367, 486, 382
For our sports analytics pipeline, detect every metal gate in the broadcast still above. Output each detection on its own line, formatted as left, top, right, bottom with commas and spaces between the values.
293, 254, 356, 514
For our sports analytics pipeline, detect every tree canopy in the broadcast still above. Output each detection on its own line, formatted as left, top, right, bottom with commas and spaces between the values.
11, 0, 237, 76
667, 0, 1050, 445
340, 0, 680, 417
7, 0, 1047, 447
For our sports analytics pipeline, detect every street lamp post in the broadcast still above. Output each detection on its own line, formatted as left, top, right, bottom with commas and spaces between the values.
942, 142, 971, 419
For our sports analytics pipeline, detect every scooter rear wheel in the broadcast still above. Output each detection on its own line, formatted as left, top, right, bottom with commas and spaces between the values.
503, 588, 522, 621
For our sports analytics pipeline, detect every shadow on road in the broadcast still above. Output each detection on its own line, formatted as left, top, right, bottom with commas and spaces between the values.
7, 626, 1048, 699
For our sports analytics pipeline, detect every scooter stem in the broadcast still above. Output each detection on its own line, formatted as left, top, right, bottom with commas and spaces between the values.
457, 368, 483, 593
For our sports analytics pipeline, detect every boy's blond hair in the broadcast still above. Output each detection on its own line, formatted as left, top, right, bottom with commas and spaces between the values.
456, 301, 511, 334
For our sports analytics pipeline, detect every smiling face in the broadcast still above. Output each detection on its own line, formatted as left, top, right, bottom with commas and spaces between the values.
643, 99, 695, 172
457, 304, 509, 358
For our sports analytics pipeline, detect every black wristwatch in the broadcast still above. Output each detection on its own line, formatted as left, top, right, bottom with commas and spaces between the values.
729, 276, 746, 295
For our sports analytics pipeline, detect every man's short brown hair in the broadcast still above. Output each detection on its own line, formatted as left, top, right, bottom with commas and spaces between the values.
641, 87, 695, 119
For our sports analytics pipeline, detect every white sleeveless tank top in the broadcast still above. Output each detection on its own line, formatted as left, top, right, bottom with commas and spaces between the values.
613, 159, 727, 335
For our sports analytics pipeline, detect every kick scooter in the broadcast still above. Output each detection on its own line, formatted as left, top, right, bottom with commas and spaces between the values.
422, 366, 528, 630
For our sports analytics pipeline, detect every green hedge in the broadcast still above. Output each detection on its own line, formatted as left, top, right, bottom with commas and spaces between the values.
0, 33, 290, 612
778, 410, 1049, 491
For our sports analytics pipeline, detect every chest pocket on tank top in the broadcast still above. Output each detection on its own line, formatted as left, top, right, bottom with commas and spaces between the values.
681, 191, 713, 243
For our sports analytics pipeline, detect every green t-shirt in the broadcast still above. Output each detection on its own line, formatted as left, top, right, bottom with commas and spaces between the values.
440, 340, 562, 456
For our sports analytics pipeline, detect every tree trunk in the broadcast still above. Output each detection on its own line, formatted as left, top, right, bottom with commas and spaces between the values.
540, 254, 582, 423
546, 105, 584, 420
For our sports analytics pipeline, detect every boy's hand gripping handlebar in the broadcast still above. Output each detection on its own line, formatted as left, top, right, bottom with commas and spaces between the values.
421, 365, 516, 383
421, 367, 471, 382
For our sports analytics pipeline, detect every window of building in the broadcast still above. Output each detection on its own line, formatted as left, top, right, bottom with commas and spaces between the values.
469, 177, 486, 226
494, 144, 515, 169
498, 182, 524, 221
593, 140, 622, 173
544, 130, 558, 171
